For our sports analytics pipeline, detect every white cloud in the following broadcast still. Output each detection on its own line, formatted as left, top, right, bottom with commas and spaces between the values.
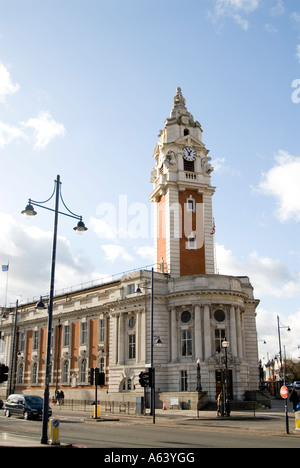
0, 213, 98, 304
0, 62, 20, 103
0, 111, 65, 150
134, 245, 154, 261
265, 24, 278, 34
211, 157, 241, 176
296, 45, 300, 63
256, 307, 300, 362
21, 111, 66, 150
102, 244, 134, 263
209, 0, 260, 30
258, 150, 300, 222
215, 243, 300, 360
0, 121, 27, 148
270, 0, 285, 16
89, 216, 116, 239
216, 244, 300, 299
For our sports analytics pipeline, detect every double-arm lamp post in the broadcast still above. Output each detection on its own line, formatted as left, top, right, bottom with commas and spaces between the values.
21, 175, 87, 445
136, 268, 162, 424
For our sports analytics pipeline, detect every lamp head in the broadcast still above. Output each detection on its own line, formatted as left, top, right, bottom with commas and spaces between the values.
21, 201, 37, 218
74, 219, 88, 233
36, 297, 46, 310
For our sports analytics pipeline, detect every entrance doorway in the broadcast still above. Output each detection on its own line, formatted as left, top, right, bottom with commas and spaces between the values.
215, 370, 233, 400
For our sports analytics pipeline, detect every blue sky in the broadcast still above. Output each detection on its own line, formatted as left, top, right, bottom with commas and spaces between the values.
0, 0, 300, 363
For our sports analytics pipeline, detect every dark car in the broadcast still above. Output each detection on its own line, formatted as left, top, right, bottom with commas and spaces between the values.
4, 394, 52, 420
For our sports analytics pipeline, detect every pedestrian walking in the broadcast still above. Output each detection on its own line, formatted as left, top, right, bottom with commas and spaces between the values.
217, 392, 223, 417
289, 388, 299, 411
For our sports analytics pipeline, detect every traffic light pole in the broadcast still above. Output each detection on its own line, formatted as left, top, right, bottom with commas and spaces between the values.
94, 368, 99, 420
8, 300, 18, 396
150, 268, 155, 425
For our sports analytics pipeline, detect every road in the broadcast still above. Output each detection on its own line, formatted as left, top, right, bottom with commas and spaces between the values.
0, 409, 300, 449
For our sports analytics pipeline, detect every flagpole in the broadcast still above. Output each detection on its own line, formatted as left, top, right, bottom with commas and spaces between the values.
4, 261, 9, 310
211, 219, 218, 274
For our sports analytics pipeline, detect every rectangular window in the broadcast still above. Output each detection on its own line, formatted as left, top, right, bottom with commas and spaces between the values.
215, 329, 226, 353
184, 159, 195, 172
81, 322, 88, 345
99, 319, 105, 342
181, 330, 192, 356
187, 199, 195, 212
128, 334, 136, 360
181, 370, 188, 391
127, 284, 135, 295
63, 325, 70, 347
33, 330, 39, 350
20, 332, 25, 352
187, 236, 196, 249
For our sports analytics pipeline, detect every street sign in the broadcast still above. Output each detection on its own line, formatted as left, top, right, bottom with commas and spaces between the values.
280, 385, 289, 399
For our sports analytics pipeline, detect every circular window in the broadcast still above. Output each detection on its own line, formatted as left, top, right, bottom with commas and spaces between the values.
214, 310, 225, 322
181, 311, 191, 323
128, 316, 136, 328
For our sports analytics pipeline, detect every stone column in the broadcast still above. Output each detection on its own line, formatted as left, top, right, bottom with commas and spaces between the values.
171, 307, 177, 361
236, 307, 243, 359
203, 305, 211, 359
230, 305, 238, 358
136, 311, 140, 363
111, 314, 118, 365
118, 313, 125, 365
194, 305, 203, 360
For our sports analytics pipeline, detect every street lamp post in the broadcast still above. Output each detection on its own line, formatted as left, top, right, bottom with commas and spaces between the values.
1, 300, 19, 396
21, 175, 87, 445
222, 338, 230, 417
136, 268, 156, 424
8, 300, 18, 397
196, 359, 202, 418
277, 315, 291, 435
277, 315, 291, 385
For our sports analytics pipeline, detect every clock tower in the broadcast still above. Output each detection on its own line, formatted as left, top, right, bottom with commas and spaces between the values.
150, 88, 215, 277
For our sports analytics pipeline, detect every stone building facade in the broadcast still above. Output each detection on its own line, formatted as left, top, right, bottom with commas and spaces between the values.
0, 89, 260, 406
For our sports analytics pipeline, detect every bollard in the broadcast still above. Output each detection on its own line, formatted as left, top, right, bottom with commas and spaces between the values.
48, 418, 60, 445
295, 411, 300, 431
94, 405, 101, 419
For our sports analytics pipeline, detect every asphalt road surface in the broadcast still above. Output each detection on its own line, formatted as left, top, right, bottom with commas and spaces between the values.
0, 409, 299, 449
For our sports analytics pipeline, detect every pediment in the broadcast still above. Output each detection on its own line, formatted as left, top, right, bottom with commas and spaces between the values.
175, 135, 209, 154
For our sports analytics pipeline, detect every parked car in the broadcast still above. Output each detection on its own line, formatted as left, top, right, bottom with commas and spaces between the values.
4, 394, 52, 420
292, 381, 300, 389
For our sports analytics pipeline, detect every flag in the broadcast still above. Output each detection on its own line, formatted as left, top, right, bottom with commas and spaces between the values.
211, 218, 215, 235
2, 265, 8, 272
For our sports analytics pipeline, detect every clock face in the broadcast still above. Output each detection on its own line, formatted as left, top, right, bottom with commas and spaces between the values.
183, 147, 196, 161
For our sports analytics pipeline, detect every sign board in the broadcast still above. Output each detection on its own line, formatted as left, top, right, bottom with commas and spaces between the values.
170, 397, 179, 407
280, 385, 289, 399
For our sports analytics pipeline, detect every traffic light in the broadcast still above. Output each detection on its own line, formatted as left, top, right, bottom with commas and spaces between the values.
139, 371, 149, 388
88, 367, 94, 385
89, 367, 105, 386
97, 371, 105, 386
94, 368, 105, 386
0, 364, 9, 383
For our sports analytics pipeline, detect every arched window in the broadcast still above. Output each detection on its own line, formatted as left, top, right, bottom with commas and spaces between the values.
120, 378, 132, 392
100, 357, 105, 373
32, 362, 38, 384
62, 360, 69, 383
80, 359, 87, 383
17, 363, 24, 384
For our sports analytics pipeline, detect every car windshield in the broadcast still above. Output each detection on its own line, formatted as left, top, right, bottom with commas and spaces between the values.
24, 396, 43, 405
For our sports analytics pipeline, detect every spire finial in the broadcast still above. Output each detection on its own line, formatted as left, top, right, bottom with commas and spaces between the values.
173, 87, 186, 107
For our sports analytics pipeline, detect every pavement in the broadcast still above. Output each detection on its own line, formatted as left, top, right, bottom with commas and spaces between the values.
0, 397, 299, 447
